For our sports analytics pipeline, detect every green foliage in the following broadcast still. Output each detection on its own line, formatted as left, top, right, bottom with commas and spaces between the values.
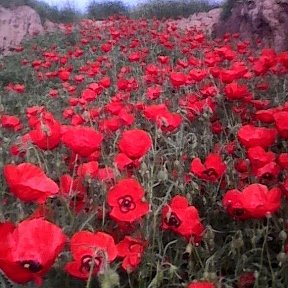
220, 0, 240, 20
0, 55, 33, 88
131, 0, 219, 20
86, 0, 129, 20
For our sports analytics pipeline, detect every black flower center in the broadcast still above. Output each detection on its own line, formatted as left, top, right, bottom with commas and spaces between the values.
165, 212, 181, 227
80, 255, 102, 273
20, 260, 42, 273
233, 208, 245, 217
203, 168, 218, 177
261, 173, 274, 180
126, 163, 135, 169
118, 195, 136, 213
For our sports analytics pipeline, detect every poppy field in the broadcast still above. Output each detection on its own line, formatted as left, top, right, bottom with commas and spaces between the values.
0, 16, 288, 288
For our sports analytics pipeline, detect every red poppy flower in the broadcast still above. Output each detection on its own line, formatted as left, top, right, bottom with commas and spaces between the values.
59, 174, 87, 212
158, 55, 169, 64
128, 52, 141, 62
281, 176, 288, 197
117, 236, 146, 272
224, 82, 250, 101
119, 109, 134, 126
162, 195, 204, 243
190, 153, 226, 182
179, 96, 216, 121
117, 78, 129, 91
48, 89, 59, 98
118, 129, 152, 160
143, 104, 169, 121
211, 120, 223, 134
279, 51, 288, 69
101, 42, 112, 53
155, 111, 182, 133
29, 112, 61, 150
58, 70, 70, 81
97, 167, 115, 183
77, 161, 99, 179
105, 102, 124, 115
255, 109, 276, 123
65, 231, 117, 280
13, 84, 25, 93
238, 272, 255, 288
81, 88, 97, 102
1, 115, 22, 131
237, 125, 277, 149
99, 76, 111, 88
114, 153, 141, 171
9, 133, 31, 157
254, 161, 280, 183
0, 218, 66, 285
99, 117, 123, 133
187, 282, 215, 288
223, 184, 281, 220
146, 85, 162, 100
273, 111, 288, 139
170, 72, 187, 88
4, 163, 59, 204
188, 69, 207, 82
247, 146, 275, 171
61, 126, 103, 157
278, 153, 288, 170
234, 158, 249, 174
107, 178, 149, 223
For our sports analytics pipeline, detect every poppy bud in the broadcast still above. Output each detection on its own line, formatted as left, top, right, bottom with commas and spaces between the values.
279, 231, 287, 241
277, 252, 287, 263
157, 169, 168, 181
99, 269, 120, 288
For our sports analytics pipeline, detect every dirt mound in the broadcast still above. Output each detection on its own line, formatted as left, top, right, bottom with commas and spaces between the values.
0, 5, 44, 54
172, 8, 222, 34
214, 0, 288, 52
0, 5, 64, 55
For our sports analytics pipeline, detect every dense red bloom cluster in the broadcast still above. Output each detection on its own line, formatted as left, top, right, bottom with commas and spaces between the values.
2, 12, 288, 288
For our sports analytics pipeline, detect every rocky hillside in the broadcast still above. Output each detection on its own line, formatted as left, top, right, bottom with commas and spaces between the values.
214, 0, 288, 52
0, 5, 61, 55
0, 1, 288, 54
173, 0, 288, 52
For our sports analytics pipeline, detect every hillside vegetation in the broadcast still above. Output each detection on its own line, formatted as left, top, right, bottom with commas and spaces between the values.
0, 0, 220, 22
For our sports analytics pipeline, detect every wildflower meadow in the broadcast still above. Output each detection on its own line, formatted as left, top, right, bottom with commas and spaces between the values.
0, 15, 288, 288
